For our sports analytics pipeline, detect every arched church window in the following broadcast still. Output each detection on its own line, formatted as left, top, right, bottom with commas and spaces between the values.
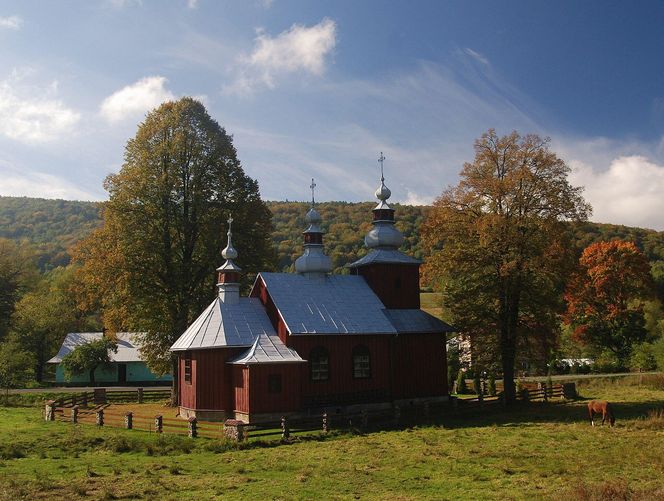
310, 347, 329, 381
352, 345, 371, 379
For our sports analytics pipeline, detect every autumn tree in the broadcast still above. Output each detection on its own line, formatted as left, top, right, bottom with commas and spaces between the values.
73, 98, 275, 399
9, 266, 99, 381
61, 336, 118, 383
421, 130, 590, 403
564, 240, 654, 366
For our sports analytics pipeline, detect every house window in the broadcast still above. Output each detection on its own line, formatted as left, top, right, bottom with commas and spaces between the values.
352, 345, 371, 379
310, 347, 330, 381
184, 354, 192, 384
268, 374, 282, 393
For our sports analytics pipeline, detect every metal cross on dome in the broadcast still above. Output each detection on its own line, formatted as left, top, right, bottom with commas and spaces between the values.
310, 178, 316, 205
227, 214, 233, 231
378, 152, 386, 182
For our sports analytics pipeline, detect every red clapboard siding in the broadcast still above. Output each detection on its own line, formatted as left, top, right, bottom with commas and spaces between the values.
232, 365, 250, 414
251, 276, 290, 344
187, 348, 245, 411
392, 333, 448, 398
351, 263, 421, 309
179, 352, 195, 409
247, 364, 303, 414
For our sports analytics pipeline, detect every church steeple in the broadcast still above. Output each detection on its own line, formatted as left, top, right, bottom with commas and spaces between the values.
294, 179, 332, 279
217, 214, 242, 304
365, 152, 405, 249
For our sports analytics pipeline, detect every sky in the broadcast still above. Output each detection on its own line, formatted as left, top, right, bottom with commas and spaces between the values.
1, 1, 664, 230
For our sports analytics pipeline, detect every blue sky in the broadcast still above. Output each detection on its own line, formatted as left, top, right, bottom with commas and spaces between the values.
1, 0, 664, 229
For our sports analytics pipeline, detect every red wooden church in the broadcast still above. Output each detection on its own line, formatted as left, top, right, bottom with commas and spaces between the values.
170, 161, 453, 422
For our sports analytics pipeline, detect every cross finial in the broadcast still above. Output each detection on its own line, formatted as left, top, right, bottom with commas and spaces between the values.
378, 152, 386, 183
227, 213, 233, 235
310, 178, 316, 205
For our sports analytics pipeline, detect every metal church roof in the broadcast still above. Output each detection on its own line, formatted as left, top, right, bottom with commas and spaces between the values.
229, 333, 305, 365
383, 309, 455, 334
257, 272, 398, 335
47, 332, 144, 364
170, 297, 275, 351
348, 248, 421, 268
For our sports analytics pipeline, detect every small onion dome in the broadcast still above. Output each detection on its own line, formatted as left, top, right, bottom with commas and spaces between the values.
304, 206, 323, 233
375, 180, 391, 202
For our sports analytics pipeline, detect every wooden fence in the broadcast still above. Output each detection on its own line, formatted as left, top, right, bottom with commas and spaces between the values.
49, 387, 171, 409
44, 382, 576, 443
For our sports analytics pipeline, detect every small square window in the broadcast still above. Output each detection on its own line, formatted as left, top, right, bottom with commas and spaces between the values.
268, 374, 282, 393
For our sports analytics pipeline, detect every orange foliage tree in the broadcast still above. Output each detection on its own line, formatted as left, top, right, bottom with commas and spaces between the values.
564, 240, 654, 365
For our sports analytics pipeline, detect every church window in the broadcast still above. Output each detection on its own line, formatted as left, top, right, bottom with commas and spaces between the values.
352, 345, 371, 379
268, 374, 282, 393
184, 354, 192, 384
310, 347, 330, 381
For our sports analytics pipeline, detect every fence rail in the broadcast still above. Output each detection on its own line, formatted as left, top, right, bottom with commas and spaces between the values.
44, 382, 576, 443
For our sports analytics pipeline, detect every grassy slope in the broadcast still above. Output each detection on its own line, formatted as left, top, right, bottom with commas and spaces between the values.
1, 378, 664, 500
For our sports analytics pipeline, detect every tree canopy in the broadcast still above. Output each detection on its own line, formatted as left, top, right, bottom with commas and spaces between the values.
61, 336, 118, 383
72, 98, 276, 385
421, 130, 590, 402
564, 240, 654, 366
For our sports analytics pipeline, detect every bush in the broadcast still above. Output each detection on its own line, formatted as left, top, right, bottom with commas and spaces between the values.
630, 343, 657, 372
653, 337, 664, 371
473, 374, 482, 396
455, 370, 468, 394
487, 374, 496, 396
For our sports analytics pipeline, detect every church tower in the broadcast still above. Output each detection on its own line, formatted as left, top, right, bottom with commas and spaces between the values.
294, 179, 332, 280
216, 214, 242, 304
349, 153, 421, 309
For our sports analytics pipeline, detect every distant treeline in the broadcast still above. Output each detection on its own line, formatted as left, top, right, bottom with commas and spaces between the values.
1, 196, 663, 290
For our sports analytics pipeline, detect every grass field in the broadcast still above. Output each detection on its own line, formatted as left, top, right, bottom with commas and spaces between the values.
1, 376, 664, 500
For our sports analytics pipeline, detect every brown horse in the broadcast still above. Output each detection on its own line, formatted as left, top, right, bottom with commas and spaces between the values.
588, 400, 615, 427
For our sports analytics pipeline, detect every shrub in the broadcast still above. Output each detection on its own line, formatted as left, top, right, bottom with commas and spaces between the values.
455, 370, 468, 394
630, 343, 657, 372
473, 374, 482, 396
487, 374, 496, 396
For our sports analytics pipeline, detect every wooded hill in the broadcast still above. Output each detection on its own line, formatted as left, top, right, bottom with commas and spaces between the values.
1, 196, 663, 290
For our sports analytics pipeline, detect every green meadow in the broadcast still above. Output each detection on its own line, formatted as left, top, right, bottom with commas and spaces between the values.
1, 376, 664, 500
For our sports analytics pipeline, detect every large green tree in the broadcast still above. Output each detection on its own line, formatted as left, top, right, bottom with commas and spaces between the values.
0, 238, 36, 340
421, 130, 590, 403
0, 339, 34, 403
73, 98, 275, 398
61, 336, 118, 384
564, 240, 654, 366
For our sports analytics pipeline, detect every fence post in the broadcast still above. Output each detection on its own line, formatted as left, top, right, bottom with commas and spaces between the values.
322, 412, 329, 433
71, 394, 77, 407
281, 416, 289, 441
522, 388, 530, 402
45, 400, 56, 421
71, 405, 79, 424
154, 415, 163, 434
223, 419, 245, 442
96, 408, 104, 427
81, 392, 88, 407
562, 382, 577, 400
94, 388, 107, 405
478, 392, 484, 408
137, 387, 144, 404
361, 408, 369, 430
393, 405, 401, 427
125, 412, 133, 430
538, 382, 548, 402
188, 417, 197, 438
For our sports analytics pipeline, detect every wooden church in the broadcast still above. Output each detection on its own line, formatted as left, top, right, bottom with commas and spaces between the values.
170, 160, 453, 422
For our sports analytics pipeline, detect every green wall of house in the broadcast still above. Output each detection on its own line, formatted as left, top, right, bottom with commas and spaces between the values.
54, 362, 172, 384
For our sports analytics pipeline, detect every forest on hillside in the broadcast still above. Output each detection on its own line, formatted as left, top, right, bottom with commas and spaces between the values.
1, 196, 664, 285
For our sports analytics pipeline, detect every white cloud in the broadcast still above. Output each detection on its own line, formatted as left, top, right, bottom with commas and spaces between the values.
0, 15, 22, 30
568, 155, 664, 231
463, 48, 489, 66
225, 18, 336, 95
187, 0, 198, 8
0, 71, 81, 143
0, 161, 101, 200
100, 76, 176, 123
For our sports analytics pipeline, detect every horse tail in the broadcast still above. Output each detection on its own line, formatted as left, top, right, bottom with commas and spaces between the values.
606, 402, 615, 426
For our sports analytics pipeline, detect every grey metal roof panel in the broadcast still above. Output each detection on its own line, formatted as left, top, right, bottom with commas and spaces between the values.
170, 297, 275, 351
383, 309, 455, 334
229, 333, 305, 364
47, 332, 144, 363
258, 272, 398, 335
348, 249, 422, 267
